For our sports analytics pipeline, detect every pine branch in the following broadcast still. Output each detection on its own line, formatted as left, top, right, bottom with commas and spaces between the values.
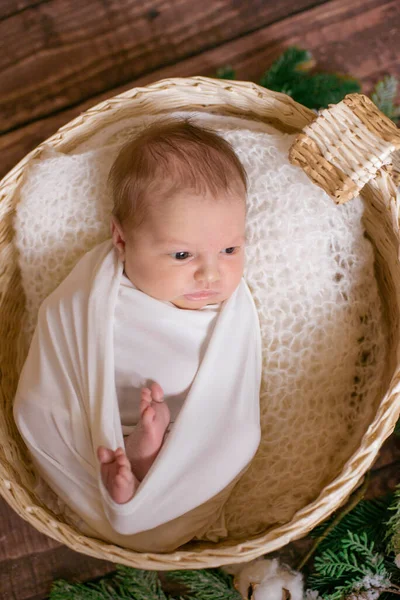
297, 477, 372, 570
165, 569, 241, 600
50, 578, 121, 600
50, 568, 172, 600
386, 485, 400, 556
113, 566, 170, 600
283, 73, 361, 110
258, 47, 361, 109
216, 66, 236, 80
371, 76, 400, 123
308, 530, 392, 600
307, 494, 394, 559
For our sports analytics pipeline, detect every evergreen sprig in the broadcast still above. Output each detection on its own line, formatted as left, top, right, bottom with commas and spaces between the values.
49, 566, 240, 600
308, 532, 391, 600
310, 495, 394, 556
165, 568, 241, 600
371, 76, 400, 124
50, 567, 171, 600
216, 46, 362, 110
386, 485, 400, 556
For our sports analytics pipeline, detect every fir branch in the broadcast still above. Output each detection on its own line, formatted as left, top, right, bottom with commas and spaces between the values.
113, 566, 170, 600
50, 567, 171, 600
308, 531, 392, 600
283, 73, 360, 110
50, 578, 122, 600
386, 485, 400, 556
371, 76, 400, 123
216, 66, 236, 80
258, 46, 360, 109
297, 477, 372, 570
259, 47, 315, 90
306, 495, 394, 561
165, 568, 241, 600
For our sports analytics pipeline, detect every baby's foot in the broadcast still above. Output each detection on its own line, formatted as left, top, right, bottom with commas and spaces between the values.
97, 446, 139, 504
124, 382, 170, 481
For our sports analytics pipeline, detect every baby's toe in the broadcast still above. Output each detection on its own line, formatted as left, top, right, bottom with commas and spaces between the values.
116, 451, 131, 468
150, 382, 164, 403
97, 446, 114, 464
141, 404, 156, 427
140, 387, 152, 402
118, 465, 133, 483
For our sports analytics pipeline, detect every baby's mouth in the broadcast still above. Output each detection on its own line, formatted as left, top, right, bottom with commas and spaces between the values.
183, 290, 218, 300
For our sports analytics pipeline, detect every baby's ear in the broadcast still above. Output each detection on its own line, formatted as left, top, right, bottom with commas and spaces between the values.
110, 216, 126, 261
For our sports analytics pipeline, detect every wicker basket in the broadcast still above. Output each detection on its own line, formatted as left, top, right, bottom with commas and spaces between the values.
0, 77, 399, 570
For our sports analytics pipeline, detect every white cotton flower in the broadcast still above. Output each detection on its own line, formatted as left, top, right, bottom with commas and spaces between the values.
395, 553, 400, 569
304, 589, 323, 600
229, 558, 304, 600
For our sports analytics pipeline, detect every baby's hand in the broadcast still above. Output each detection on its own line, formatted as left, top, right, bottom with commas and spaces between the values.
97, 446, 138, 504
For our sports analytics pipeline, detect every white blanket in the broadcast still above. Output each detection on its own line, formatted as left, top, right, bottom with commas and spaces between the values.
115, 274, 220, 435
14, 240, 262, 550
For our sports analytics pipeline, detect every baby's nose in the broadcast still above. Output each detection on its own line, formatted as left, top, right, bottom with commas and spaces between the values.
194, 260, 220, 285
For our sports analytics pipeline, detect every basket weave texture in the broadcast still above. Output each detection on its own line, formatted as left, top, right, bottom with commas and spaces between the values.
0, 77, 399, 569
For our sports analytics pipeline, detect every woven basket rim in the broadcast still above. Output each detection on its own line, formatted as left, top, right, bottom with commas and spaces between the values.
1, 76, 399, 569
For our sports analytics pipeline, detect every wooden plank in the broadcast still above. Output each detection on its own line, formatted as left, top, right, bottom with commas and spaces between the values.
0, 1, 45, 21
0, 498, 114, 600
0, 0, 328, 132
1, 0, 399, 181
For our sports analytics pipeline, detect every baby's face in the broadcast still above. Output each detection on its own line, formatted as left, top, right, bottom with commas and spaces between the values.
116, 191, 246, 310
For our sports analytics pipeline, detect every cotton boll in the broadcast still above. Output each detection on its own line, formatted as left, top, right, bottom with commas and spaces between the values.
232, 558, 304, 600
253, 573, 303, 600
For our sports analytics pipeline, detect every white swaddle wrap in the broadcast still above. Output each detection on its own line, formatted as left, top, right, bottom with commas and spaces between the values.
115, 274, 220, 435
14, 240, 262, 549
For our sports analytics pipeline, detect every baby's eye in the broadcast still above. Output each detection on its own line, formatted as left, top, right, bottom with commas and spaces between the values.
172, 251, 191, 260
222, 247, 239, 255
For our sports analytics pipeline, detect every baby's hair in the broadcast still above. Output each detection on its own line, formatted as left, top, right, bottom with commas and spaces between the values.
108, 118, 248, 231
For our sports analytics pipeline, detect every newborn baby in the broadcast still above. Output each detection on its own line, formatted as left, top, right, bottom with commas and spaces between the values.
99, 118, 248, 504
14, 118, 261, 549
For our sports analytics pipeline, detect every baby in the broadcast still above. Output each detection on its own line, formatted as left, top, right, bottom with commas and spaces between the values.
97, 118, 248, 504
14, 117, 261, 546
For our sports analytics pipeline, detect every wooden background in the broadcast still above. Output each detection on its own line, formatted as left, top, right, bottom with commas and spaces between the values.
1, 0, 400, 598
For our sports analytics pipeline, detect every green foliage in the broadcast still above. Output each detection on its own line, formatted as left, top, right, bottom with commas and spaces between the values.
50, 566, 239, 600
278, 72, 360, 111
258, 47, 315, 92
371, 76, 400, 123
260, 47, 361, 109
306, 490, 400, 600
215, 65, 236, 80
308, 532, 391, 600
310, 495, 394, 555
165, 568, 242, 600
50, 567, 170, 600
386, 485, 400, 556
216, 46, 361, 110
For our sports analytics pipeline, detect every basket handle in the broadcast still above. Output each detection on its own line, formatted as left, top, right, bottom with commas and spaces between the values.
289, 93, 400, 204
